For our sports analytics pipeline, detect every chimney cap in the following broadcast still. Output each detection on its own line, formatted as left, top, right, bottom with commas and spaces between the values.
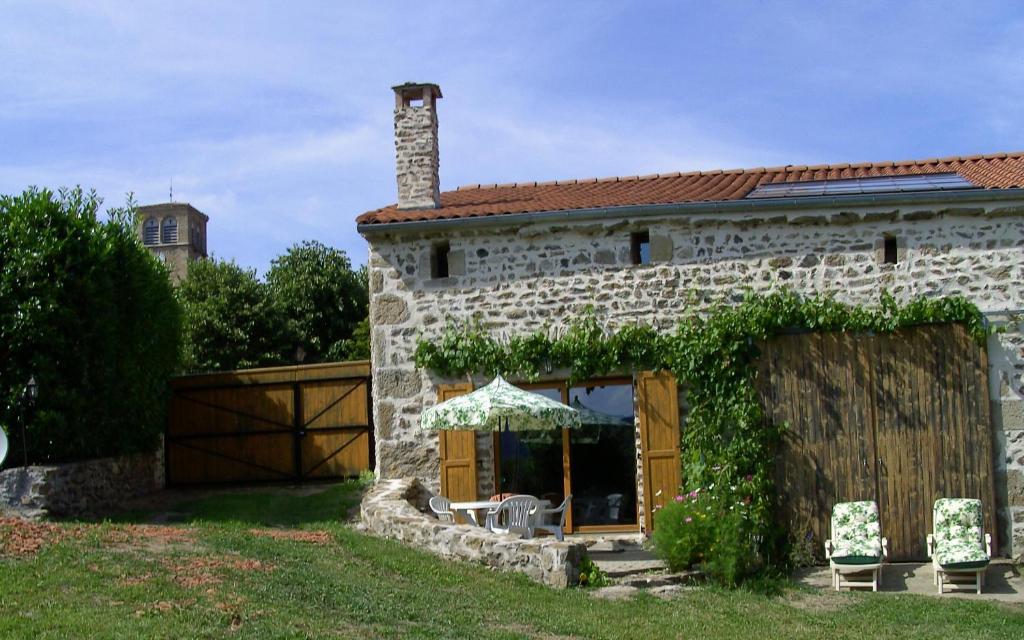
392, 82, 442, 99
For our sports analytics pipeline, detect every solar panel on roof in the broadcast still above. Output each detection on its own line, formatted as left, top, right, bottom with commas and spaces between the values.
745, 173, 976, 199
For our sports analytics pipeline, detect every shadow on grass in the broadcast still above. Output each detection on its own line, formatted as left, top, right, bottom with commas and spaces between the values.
92, 478, 370, 528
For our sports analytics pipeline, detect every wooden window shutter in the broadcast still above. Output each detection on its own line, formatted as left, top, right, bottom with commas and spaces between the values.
637, 370, 681, 532
437, 383, 478, 502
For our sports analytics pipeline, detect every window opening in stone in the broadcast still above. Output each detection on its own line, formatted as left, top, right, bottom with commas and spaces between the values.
883, 236, 898, 265
143, 218, 159, 245
161, 216, 177, 244
630, 231, 651, 265
431, 241, 450, 278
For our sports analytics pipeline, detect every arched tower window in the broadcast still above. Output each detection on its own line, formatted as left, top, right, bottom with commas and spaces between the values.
143, 218, 159, 245
161, 217, 177, 243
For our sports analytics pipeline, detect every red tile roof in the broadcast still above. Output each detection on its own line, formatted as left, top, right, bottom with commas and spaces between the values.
356, 151, 1024, 226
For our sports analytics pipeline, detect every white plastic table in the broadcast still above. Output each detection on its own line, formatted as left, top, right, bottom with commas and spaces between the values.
448, 500, 498, 526
449, 499, 551, 527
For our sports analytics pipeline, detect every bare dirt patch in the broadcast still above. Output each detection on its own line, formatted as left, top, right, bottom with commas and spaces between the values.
0, 517, 84, 556
103, 523, 199, 555
495, 622, 579, 640
132, 598, 198, 617
784, 589, 851, 613
160, 556, 276, 589
119, 571, 154, 586
248, 528, 331, 544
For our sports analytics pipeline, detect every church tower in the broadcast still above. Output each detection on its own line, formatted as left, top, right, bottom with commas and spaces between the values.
136, 202, 209, 282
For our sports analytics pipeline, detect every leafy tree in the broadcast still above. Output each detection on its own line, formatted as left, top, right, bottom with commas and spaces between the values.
266, 241, 369, 363
178, 258, 294, 372
335, 317, 371, 361
0, 187, 180, 464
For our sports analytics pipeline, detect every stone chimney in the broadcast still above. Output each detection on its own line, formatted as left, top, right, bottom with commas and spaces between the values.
393, 82, 442, 210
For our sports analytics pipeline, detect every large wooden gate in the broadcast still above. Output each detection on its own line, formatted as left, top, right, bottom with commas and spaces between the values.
166, 361, 372, 485
757, 324, 995, 561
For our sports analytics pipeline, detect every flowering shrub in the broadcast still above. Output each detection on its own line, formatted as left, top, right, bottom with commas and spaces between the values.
652, 466, 765, 585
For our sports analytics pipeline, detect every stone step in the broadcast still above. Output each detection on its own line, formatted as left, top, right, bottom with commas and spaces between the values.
617, 571, 692, 589
590, 549, 666, 578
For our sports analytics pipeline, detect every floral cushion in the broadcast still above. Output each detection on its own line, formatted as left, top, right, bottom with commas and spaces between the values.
831, 501, 882, 559
932, 498, 989, 568
829, 554, 880, 565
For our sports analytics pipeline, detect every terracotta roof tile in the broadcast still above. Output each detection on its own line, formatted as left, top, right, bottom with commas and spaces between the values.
356, 151, 1024, 226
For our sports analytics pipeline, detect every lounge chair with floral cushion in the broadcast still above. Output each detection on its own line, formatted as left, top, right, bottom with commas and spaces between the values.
927, 498, 991, 595
824, 500, 888, 592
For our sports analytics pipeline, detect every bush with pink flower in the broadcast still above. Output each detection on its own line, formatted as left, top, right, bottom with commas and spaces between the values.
652, 464, 768, 585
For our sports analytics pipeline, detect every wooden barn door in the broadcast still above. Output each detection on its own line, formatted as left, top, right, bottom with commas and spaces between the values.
299, 377, 371, 479
437, 383, 478, 503
758, 324, 995, 562
870, 325, 996, 560
638, 371, 682, 532
758, 332, 878, 553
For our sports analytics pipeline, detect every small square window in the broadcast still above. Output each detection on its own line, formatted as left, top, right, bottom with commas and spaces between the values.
431, 241, 450, 279
883, 236, 898, 265
630, 231, 651, 265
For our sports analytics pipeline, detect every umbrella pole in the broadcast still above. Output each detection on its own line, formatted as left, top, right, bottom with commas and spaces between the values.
510, 416, 521, 496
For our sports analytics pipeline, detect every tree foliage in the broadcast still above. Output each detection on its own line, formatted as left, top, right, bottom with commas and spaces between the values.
177, 257, 293, 372
266, 240, 369, 362
178, 241, 369, 373
0, 187, 180, 465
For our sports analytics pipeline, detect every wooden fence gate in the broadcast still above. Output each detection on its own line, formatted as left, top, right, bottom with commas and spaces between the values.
166, 361, 372, 485
756, 324, 995, 561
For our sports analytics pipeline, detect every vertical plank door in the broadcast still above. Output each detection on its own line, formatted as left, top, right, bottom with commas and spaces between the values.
637, 371, 682, 533
437, 383, 478, 503
757, 332, 878, 560
872, 325, 996, 560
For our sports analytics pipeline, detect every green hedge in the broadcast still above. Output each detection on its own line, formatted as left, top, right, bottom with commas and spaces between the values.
0, 188, 180, 465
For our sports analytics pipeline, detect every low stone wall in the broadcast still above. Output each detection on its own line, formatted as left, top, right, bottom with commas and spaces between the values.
360, 478, 586, 588
0, 448, 163, 518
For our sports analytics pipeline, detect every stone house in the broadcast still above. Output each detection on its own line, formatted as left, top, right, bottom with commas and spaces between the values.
357, 82, 1024, 557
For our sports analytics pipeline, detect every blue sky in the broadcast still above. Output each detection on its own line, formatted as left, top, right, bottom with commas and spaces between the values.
2, 1, 1022, 271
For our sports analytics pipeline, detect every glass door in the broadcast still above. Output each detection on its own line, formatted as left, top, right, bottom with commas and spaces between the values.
494, 379, 639, 533
568, 381, 638, 529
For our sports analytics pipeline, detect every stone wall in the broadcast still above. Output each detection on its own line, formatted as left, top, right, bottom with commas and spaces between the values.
0, 447, 163, 518
360, 477, 585, 588
366, 199, 1024, 555
992, 318, 1024, 560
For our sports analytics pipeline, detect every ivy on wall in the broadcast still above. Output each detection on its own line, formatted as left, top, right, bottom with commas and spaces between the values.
413, 289, 987, 574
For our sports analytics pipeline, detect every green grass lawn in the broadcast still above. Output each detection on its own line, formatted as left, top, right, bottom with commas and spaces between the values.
1, 481, 1020, 639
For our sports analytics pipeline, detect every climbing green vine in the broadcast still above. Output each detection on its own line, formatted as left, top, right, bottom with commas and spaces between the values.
413, 290, 986, 579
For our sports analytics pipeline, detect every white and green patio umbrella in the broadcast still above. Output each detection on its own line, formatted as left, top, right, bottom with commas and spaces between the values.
571, 398, 631, 427
420, 375, 581, 432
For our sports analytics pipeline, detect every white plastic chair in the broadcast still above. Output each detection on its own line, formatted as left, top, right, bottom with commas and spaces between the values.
534, 494, 571, 541
429, 495, 455, 523
606, 493, 623, 522
485, 495, 539, 538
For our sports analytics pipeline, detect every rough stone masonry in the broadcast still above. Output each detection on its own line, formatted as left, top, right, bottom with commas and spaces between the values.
367, 202, 1024, 558
393, 83, 442, 210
